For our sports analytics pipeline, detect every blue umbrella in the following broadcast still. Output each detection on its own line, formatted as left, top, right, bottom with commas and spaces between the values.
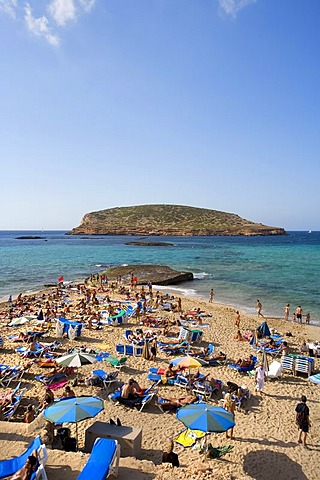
176, 403, 235, 433
44, 396, 104, 447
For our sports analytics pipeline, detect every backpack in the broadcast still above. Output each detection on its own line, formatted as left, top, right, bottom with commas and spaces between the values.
296, 404, 308, 425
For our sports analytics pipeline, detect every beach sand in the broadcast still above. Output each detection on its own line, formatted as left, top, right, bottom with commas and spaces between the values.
0, 287, 319, 480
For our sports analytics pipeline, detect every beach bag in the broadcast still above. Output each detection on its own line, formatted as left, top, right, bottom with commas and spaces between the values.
296, 405, 308, 425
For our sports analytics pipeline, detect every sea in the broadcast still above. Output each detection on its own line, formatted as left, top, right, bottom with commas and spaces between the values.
1, 230, 320, 325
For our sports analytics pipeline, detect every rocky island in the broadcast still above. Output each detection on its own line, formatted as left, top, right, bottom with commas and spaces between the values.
67, 204, 286, 236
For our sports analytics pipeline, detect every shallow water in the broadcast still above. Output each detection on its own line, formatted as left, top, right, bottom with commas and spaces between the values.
0, 230, 319, 324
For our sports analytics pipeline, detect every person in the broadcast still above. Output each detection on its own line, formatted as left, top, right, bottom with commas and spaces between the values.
305, 313, 311, 324
284, 304, 290, 321
162, 440, 179, 467
280, 341, 290, 356
209, 289, 215, 303
9, 452, 38, 480
256, 300, 264, 317
24, 404, 35, 424
295, 395, 310, 449
235, 311, 241, 328
160, 395, 197, 407
236, 355, 254, 368
121, 379, 139, 400
300, 341, 309, 354
223, 393, 236, 439
292, 312, 296, 322
41, 386, 54, 410
296, 306, 303, 323
150, 337, 157, 361
226, 381, 239, 395
164, 363, 178, 378
235, 329, 243, 341
255, 362, 267, 394
61, 385, 75, 398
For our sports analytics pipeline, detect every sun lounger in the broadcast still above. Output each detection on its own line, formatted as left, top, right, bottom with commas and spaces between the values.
281, 355, 295, 375
0, 435, 48, 480
294, 356, 314, 376
35, 372, 67, 385
147, 373, 176, 385
0, 365, 26, 387
229, 356, 257, 373
104, 356, 127, 370
174, 375, 191, 389
308, 373, 320, 385
115, 344, 143, 357
76, 437, 120, 480
4, 388, 27, 421
91, 370, 119, 389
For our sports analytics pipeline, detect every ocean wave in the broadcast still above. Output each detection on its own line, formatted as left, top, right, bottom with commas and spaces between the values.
193, 272, 210, 279
153, 284, 198, 297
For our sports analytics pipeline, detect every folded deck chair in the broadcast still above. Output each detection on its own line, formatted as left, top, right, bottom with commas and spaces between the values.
0, 436, 48, 480
308, 373, 320, 385
294, 356, 314, 376
91, 370, 119, 389
77, 437, 120, 480
281, 355, 295, 375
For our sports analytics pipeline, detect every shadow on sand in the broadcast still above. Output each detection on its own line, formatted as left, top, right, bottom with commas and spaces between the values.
243, 449, 309, 480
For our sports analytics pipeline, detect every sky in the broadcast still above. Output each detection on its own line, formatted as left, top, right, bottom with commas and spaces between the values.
0, 0, 319, 231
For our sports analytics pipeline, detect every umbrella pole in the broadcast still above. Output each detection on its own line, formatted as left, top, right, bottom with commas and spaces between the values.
76, 422, 78, 451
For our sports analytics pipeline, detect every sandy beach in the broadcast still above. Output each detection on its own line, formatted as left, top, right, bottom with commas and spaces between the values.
0, 282, 319, 480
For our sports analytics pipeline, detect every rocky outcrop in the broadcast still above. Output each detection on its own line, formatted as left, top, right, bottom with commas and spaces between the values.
103, 265, 193, 285
67, 204, 286, 237
125, 241, 174, 247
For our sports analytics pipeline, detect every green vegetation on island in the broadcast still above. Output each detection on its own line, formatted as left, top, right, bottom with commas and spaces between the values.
67, 204, 286, 237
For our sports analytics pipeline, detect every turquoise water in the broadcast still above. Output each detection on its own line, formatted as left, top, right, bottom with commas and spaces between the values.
1, 231, 319, 324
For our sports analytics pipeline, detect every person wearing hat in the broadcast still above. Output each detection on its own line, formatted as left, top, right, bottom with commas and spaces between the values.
254, 362, 267, 394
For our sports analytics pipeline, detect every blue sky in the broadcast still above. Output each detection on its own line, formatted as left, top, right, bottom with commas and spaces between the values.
1, 0, 319, 230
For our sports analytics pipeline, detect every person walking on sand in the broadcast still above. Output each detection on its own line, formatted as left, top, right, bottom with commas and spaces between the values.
296, 306, 303, 324
284, 304, 290, 321
209, 289, 214, 303
235, 311, 241, 328
254, 362, 267, 395
256, 300, 264, 318
295, 395, 310, 449
223, 393, 236, 439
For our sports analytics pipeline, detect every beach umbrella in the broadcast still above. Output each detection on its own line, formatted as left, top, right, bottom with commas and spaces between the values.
56, 352, 97, 368
262, 350, 269, 376
8, 295, 12, 303
142, 341, 150, 360
43, 395, 103, 448
177, 403, 235, 433
171, 356, 208, 369
37, 309, 44, 321
9, 317, 31, 327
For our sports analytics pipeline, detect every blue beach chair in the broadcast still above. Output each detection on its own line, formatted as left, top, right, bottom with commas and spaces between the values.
0, 436, 48, 480
77, 437, 120, 480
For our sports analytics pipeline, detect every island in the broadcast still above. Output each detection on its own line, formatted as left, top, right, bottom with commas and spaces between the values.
67, 204, 286, 237
103, 265, 193, 285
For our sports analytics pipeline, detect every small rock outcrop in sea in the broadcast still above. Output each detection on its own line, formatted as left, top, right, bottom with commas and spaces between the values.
16, 236, 44, 240
104, 265, 193, 285
67, 204, 286, 236
125, 241, 174, 247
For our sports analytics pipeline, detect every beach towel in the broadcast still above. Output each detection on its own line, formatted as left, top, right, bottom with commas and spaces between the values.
48, 380, 68, 391
173, 428, 206, 448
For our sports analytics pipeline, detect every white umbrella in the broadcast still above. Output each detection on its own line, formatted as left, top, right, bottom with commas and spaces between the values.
9, 316, 35, 327
56, 352, 97, 368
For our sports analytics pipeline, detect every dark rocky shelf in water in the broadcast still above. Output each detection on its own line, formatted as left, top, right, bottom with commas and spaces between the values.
16, 236, 45, 240
125, 241, 174, 247
103, 264, 193, 285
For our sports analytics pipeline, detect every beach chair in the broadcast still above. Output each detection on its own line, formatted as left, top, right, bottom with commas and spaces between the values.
267, 360, 283, 379
104, 356, 127, 370
138, 393, 155, 412
229, 356, 257, 374
35, 372, 67, 385
0, 435, 48, 480
76, 437, 120, 480
281, 355, 295, 375
4, 388, 27, 421
294, 356, 314, 376
192, 382, 213, 400
91, 370, 119, 389
0, 366, 25, 387
308, 373, 320, 385
174, 375, 191, 389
